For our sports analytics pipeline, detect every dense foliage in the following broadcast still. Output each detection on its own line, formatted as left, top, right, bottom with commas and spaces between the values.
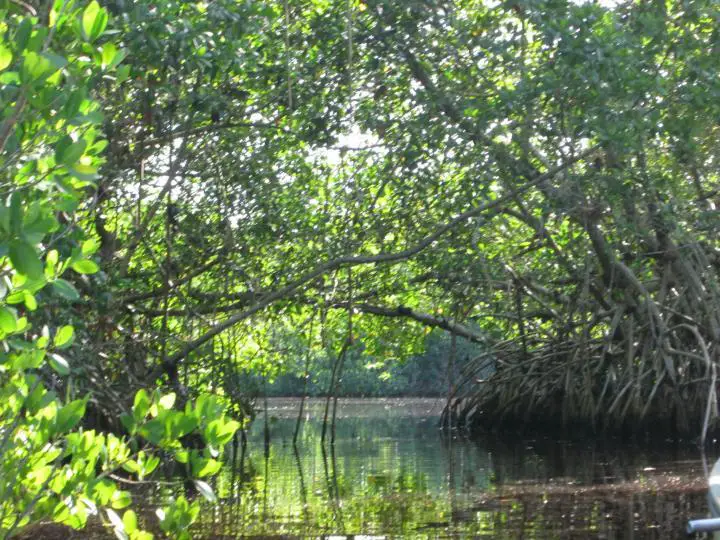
3, 0, 720, 535
0, 1, 238, 537
254, 331, 486, 398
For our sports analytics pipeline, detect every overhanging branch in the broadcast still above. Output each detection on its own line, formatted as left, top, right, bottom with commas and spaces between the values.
335, 302, 486, 344
148, 150, 594, 382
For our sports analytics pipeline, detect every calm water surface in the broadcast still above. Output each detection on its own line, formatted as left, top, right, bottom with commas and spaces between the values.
187, 398, 714, 538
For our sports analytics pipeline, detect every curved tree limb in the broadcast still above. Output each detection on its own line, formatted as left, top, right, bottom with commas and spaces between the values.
148, 149, 595, 382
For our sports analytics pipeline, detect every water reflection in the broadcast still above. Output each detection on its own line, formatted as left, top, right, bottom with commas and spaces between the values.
192, 398, 711, 538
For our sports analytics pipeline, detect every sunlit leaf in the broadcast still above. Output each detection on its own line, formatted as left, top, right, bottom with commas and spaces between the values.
0, 307, 17, 334
0, 46, 12, 72
54, 325, 74, 348
193, 480, 217, 502
81, 1, 109, 42
71, 259, 99, 274
49, 352, 70, 375
56, 398, 86, 431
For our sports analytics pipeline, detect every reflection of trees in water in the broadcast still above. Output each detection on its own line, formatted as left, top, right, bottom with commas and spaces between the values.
181, 401, 709, 537
462, 486, 707, 539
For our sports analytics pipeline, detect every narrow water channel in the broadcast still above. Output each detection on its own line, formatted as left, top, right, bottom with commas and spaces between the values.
185, 398, 711, 538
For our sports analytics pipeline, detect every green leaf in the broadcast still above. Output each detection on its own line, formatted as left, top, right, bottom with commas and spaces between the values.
120, 413, 135, 434
158, 392, 176, 410
116, 64, 130, 82
91, 478, 117, 505
56, 137, 86, 166
192, 456, 222, 478
109, 48, 127, 70
71, 259, 99, 274
205, 418, 239, 446
81, 1, 109, 42
170, 413, 198, 439
111, 490, 132, 510
0, 71, 19, 84
101, 42, 117, 68
121, 459, 140, 474
141, 455, 160, 477
138, 418, 165, 445
52, 279, 80, 301
68, 163, 99, 183
0, 306, 17, 334
122, 510, 138, 534
63, 89, 85, 118
23, 291, 37, 311
0, 46, 12, 72
133, 389, 151, 420
49, 352, 70, 375
42, 52, 67, 71
9, 240, 43, 279
193, 480, 217, 503
15, 316, 27, 332
56, 398, 86, 432
54, 325, 74, 348
21, 51, 57, 82
82, 238, 100, 256
15, 18, 32, 51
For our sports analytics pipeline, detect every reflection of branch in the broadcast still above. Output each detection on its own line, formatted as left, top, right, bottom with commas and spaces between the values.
148, 150, 592, 382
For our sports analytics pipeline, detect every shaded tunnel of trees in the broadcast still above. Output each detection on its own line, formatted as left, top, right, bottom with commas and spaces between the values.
2, 0, 720, 535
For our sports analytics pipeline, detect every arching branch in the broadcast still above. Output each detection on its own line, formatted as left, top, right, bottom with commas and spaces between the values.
148, 150, 595, 382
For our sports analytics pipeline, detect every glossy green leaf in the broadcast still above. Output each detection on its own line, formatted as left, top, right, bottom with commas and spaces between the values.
54, 325, 74, 348
0, 306, 17, 334
9, 240, 43, 279
133, 389, 151, 420
56, 138, 86, 166
71, 259, 99, 274
14, 18, 32, 51
0, 45, 12, 72
158, 392, 176, 410
122, 510, 137, 534
193, 480, 217, 503
52, 279, 80, 301
111, 490, 132, 510
81, 1, 109, 42
192, 456, 222, 478
56, 398, 86, 432
120, 413, 135, 434
138, 418, 165, 445
21, 51, 58, 82
49, 352, 70, 375
101, 42, 117, 68
68, 163, 99, 183
63, 89, 86, 118
23, 292, 37, 311
82, 238, 100, 256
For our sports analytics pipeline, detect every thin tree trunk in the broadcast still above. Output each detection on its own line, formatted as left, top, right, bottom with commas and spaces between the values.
293, 315, 315, 446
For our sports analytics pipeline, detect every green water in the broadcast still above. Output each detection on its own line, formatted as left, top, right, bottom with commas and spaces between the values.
184, 398, 712, 538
